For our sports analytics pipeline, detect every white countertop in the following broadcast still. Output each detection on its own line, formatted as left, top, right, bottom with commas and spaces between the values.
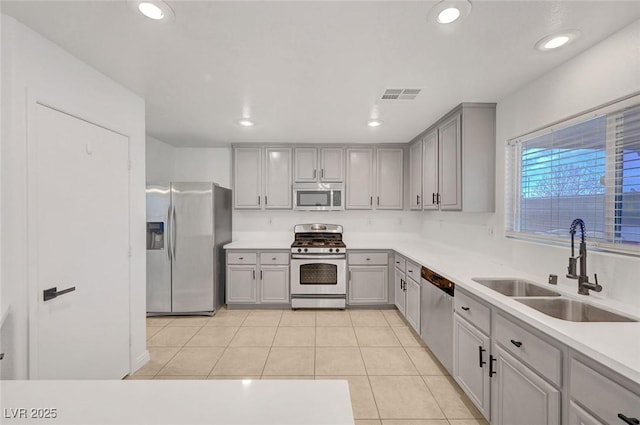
224, 232, 640, 385
0, 380, 353, 425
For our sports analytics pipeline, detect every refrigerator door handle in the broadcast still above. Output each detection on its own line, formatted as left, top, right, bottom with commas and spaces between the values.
172, 205, 177, 259
166, 205, 173, 261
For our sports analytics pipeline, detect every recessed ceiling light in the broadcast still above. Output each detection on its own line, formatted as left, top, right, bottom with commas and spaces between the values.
428, 0, 472, 25
238, 119, 255, 127
128, 0, 175, 22
368, 119, 383, 127
535, 30, 580, 51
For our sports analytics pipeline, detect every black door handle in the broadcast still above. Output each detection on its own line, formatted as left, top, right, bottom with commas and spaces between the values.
510, 339, 523, 348
43, 286, 76, 302
618, 414, 640, 425
489, 355, 497, 377
461, 306, 470, 311
478, 346, 486, 368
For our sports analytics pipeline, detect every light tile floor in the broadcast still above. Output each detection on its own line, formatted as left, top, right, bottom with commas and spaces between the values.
133, 308, 488, 425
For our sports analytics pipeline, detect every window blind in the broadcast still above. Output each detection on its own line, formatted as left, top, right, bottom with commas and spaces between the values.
506, 98, 640, 255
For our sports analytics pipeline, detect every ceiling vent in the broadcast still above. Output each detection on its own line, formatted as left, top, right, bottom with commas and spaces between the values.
380, 88, 421, 101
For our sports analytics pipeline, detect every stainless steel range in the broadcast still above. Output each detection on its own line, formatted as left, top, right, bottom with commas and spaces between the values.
290, 224, 347, 309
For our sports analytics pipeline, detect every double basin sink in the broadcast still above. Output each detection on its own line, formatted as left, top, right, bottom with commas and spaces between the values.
471, 278, 637, 323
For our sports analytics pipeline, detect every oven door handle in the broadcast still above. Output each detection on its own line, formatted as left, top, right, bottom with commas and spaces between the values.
291, 254, 346, 260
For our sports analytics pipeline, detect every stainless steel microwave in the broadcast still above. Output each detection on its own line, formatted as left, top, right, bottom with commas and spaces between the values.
293, 183, 344, 211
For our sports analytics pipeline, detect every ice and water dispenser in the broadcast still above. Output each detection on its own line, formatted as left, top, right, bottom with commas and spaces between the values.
146, 222, 165, 250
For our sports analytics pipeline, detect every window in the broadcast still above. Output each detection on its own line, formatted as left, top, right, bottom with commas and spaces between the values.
506, 97, 640, 254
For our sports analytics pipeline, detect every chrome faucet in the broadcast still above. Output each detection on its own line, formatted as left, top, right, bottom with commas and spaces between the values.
567, 218, 603, 295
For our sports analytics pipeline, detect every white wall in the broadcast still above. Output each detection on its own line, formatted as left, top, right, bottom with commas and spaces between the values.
420, 19, 640, 308
1, 15, 147, 378
146, 137, 231, 188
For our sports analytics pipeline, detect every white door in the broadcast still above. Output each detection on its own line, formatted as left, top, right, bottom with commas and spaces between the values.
492, 345, 561, 425
422, 130, 439, 210
234, 147, 262, 209
376, 148, 403, 210
409, 141, 423, 210
405, 277, 421, 334
394, 269, 406, 315
31, 104, 130, 379
438, 114, 462, 210
346, 148, 374, 209
348, 266, 388, 305
320, 148, 344, 182
294, 148, 318, 182
226, 265, 257, 303
264, 148, 292, 209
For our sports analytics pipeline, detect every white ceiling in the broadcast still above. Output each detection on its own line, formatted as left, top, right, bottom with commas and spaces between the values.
4, 1, 640, 147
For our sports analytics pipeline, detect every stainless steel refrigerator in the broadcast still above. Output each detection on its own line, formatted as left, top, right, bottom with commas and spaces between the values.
146, 182, 232, 315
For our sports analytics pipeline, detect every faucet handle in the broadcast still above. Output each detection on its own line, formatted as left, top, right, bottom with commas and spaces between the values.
548, 274, 558, 285
594, 273, 598, 285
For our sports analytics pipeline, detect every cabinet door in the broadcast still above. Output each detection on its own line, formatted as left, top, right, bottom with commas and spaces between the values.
294, 148, 318, 182
405, 277, 421, 334
376, 148, 403, 210
409, 140, 423, 210
348, 266, 388, 305
394, 268, 406, 315
453, 314, 491, 418
568, 401, 605, 425
492, 344, 560, 425
320, 148, 344, 182
422, 130, 439, 210
260, 265, 290, 304
234, 148, 262, 209
438, 113, 462, 210
226, 265, 257, 303
346, 148, 374, 209
264, 147, 292, 209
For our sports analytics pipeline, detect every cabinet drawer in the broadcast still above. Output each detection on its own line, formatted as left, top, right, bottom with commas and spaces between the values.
495, 314, 562, 386
227, 252, 257, 265
454, 290, 491, 335
349, 252, 388, 265
570, 358, 640, 425
394, 254, 406, 272
406, 261, 420, 282
259, 252, 290, 265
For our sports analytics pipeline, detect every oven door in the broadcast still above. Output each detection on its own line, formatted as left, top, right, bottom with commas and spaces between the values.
290, 255, 346, 295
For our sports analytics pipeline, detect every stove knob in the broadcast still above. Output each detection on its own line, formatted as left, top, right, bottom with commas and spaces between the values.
329, 248, 333, 252
335, 248, 340, 253
304, 248, 308, 252
297, 248, 302, 253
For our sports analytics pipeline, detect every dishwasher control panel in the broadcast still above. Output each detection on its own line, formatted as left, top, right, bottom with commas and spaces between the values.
421, 267, 454, 296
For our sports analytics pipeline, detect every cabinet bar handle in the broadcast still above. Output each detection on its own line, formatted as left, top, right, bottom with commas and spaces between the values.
239, 257, 244, 260
437, 193, 441, 204
396, 261, 400, 264
252, 270, 256, 280
510, 339, 523, 348
461, 306, 470, 311
370, 196, 372, 206
489, 355, 497, 377
349, 270, 351, 281
478, 346, 486, 368
313, 169, 317, 179
260, 270, 263, 280
258, 196, 261, 206
377, 196, 380, 206
322, 168, 325, 178
432, 193, 436, 204
272, 257, 277, 260
618, 414, 640, 425
417, 195, 420, 205
265, 196, 268, 205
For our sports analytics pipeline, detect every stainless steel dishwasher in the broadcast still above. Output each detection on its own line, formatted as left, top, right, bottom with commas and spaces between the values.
420, 266, 454, 374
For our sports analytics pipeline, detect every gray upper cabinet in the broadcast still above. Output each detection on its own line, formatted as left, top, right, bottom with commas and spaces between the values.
346, 148, 374, 209
264, 148, 292, 209
421, 130, 439, 210
294, 147, 344, 182
413, 103, 496, 212
438, 113, 462, 210
234, 147, 262, 209
375, 148, 403, 210
320, 148, 344, 182
409, 140, 423, 210
293, 147, 318, 182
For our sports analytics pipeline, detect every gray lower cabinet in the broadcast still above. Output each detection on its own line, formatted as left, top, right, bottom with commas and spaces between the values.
404, 276, 421, 333
227, 250, 290, 305
394, 268, 406, 315
569, 401, 604, 425
453, 312, 491, 419
348, 266, 388, 305
491, 344, 561, 425
226, 265, 258, 303
260, 266, 289, 303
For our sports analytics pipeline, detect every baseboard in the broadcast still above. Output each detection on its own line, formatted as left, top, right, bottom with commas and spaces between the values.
131, 350, 150, 375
